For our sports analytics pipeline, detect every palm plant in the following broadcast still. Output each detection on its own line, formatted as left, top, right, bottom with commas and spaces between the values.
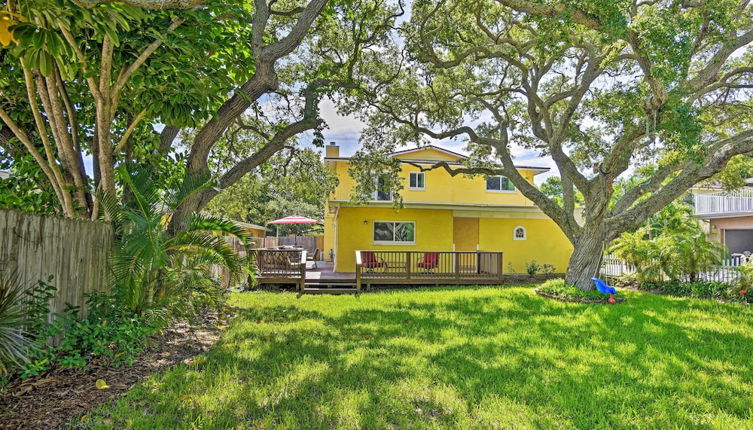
609, 229, 664, 283
102, 166, 251, 315
664, 232, 725, 282
0, 272, 31, 376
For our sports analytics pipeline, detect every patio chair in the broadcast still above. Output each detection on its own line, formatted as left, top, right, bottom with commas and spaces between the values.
307, 248, 321, 269
417, 252, 440, 272
361, 251, 387, 272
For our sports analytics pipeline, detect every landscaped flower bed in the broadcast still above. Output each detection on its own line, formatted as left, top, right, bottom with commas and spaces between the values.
535, 279, 625, 304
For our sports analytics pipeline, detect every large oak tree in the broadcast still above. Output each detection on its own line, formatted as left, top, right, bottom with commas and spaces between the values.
0, 0, 401, 229
346, 0, 753, 289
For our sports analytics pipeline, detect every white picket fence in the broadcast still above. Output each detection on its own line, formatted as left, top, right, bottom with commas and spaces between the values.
600, 255, 744, 284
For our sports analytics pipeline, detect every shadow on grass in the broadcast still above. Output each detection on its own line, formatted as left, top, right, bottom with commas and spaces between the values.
86, 286, 753, 429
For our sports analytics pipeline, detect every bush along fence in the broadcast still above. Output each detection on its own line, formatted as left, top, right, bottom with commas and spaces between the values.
600, 254, 743, 284
0, 209, 112, 318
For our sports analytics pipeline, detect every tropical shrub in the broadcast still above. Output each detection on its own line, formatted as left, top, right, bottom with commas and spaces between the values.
0, 272, 31, 377
661, 233, 726, 282
609, 202, 725, 283
540, 264, 556, 275
18, 283, 161, 379
102, 166, 251, 315
525, 260, 540, 276
733, 263, 753, 304
642, 280, 732, 300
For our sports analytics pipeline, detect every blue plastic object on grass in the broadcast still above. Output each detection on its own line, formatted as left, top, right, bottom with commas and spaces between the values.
592, 277, 616, 295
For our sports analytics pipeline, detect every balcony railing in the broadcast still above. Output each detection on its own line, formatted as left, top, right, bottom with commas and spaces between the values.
694, 190, 753, 217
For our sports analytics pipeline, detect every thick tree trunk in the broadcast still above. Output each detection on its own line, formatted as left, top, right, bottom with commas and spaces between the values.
564, 225, 606, 290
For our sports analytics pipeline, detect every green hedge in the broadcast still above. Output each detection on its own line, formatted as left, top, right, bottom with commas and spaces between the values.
640, 280, 751, 303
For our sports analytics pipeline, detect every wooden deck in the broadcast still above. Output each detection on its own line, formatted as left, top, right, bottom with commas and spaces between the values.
254, 249, 504, 293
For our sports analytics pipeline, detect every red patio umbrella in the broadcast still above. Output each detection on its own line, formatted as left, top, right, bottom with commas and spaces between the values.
267, 215, 320, 225
267, 215, 320, 244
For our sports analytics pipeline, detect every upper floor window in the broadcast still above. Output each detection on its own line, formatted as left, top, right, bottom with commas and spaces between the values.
373, 221, 415, 244
373, 175, 392, 201
513, 226, 526, 240
486, 175, 515, 192
409, 172, 425, 190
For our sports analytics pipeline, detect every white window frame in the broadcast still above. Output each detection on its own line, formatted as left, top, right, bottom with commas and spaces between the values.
372, 175, 393, 202
373, 221, 416, 245
486, 175, 516, 193
513, 226, 527, 241
408, 172, 426, 190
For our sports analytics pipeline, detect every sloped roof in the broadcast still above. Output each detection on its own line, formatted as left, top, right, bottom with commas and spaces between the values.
389, 145, 467, 160
324, 145, 550, 174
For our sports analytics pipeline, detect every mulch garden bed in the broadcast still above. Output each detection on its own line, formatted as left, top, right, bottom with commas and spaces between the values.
0, 314, 224, 430
535, 288, 626, 304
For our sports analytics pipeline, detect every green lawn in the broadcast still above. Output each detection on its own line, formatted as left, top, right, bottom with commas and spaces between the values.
83, 286, 753, 429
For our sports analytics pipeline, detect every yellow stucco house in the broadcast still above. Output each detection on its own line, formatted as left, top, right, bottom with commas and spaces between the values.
323, 144, 573, 274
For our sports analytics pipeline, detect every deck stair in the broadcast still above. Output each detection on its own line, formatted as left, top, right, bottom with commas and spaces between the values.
301, 286, 358, 294
302, 276, 358, 294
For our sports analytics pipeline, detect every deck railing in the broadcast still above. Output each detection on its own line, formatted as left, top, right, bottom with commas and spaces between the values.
355, 250, 503, 290
694, 190, 753, 217
251, 248, 307, 290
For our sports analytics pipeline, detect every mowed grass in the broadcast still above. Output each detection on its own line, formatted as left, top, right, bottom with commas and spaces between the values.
82, 286, 753, 429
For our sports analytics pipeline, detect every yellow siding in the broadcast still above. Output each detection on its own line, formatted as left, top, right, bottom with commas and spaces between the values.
330, 160, 536, 207
329, 206, 572, 273
322, 146, 573, 274
333, 207, 454, 271
478, 218, 573, 273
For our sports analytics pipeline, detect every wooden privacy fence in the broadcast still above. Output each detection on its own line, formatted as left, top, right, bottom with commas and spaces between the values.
356, 250, 504, 290
0, 209, 112, 316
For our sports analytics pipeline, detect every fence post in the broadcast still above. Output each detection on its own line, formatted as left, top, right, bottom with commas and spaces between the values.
406, 251, 412, 280
355, 251, 362, 291
498, 252, 504, 282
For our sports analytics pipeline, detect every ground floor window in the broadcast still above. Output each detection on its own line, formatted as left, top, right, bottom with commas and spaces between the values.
373, 221, 415, 244
513, 226, 526, 240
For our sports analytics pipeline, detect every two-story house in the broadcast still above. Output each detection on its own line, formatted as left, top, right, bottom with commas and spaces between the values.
322, 143, 573, 273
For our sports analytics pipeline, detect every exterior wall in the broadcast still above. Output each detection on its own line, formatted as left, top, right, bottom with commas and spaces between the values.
478, 217, 572, 273
709, 216, 753, 244
330, 206, 572, 273
244, 227, 265, 238
710, 216, 753, 230
333, 207, 454, 271
323, 203, 336, 261
328, 159, 536, 207
322, 146, 572, 273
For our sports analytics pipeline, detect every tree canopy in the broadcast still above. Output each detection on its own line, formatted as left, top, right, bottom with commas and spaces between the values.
343, 0, 753, 288
0, 0, 402, 228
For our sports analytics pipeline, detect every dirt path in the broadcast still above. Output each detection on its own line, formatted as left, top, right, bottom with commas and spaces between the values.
0, 316, 222, 430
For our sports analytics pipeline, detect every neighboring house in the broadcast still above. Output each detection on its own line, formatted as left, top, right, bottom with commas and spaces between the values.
322, 143, 573, 273
694, 184, 753, 255
235, 221, 268, 239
